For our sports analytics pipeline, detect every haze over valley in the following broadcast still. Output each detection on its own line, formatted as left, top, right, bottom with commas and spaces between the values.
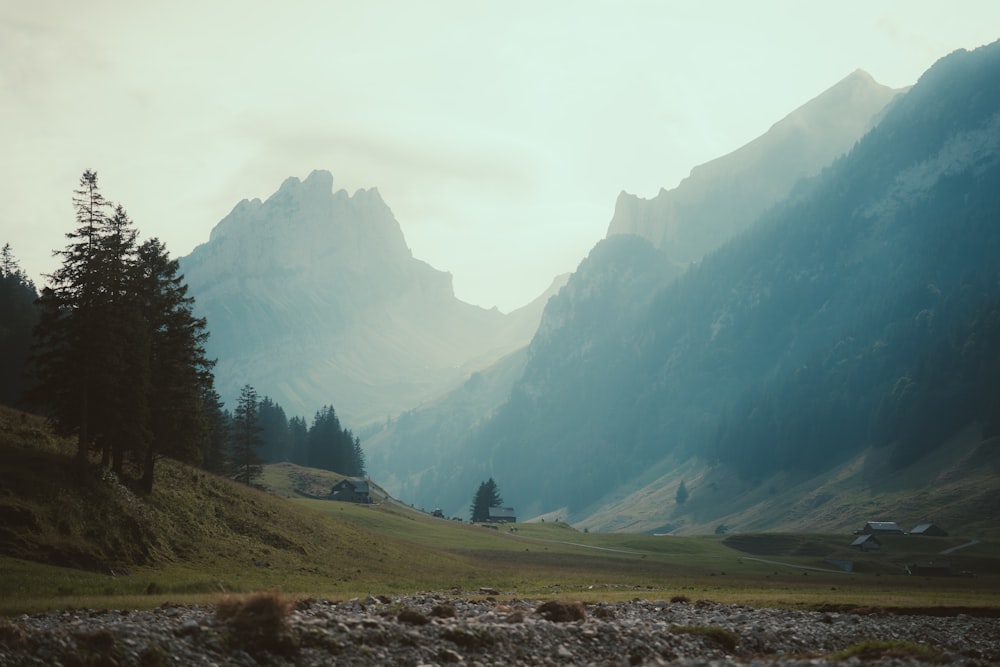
2, 18, 999, 539
164, 40, 1000, 535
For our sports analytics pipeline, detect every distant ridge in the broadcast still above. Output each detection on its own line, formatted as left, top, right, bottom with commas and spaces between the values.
180, 170, 554, 424
388, 41, 1000, 531
607, 69, 901, 266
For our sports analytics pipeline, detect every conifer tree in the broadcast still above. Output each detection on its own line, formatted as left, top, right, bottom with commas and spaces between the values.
306, 405, 365, 476
136, 238, 215, 492
469, 477, 503, 523
32, 171, 218, 492
230, 384, 264, 485
97, 204, 149, 475
675, 480, 689, 505
286, 415, 309, 466
350, 435, 366, 478
198, 386, 231, 476
32, 170, 114, 465
0, 244, 39, 406
257, 396, 289, 462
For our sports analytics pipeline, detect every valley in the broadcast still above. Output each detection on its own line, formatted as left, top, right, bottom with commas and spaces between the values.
1, 406, 997, 619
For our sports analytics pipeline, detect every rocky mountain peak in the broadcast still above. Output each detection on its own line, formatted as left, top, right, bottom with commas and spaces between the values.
180, 171, 553, 424
194, 170, 411, 279
607, 70, 902, 265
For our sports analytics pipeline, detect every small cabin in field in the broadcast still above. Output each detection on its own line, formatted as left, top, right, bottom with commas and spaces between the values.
488, 506, 517, 524
910, 523, 948, 537
851, 534, 882, 552
329, 479, 372, 504
863, 521, 904, 535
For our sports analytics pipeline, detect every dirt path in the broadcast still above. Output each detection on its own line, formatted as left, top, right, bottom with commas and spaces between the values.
940, 539, 980, 555
740, 556, 850, 574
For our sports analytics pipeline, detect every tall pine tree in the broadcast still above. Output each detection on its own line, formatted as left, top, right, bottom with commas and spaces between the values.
32, 171, 218, 492
230, 384, 264, 485
257, 396, 289, 463
469, 477, 503, 523
198, 386, 231, 476
97, 204, 149, 475
136, 238, 215, 492
307, 405, 365, 476
0, 244, 39, 406
32, 170, 116, 465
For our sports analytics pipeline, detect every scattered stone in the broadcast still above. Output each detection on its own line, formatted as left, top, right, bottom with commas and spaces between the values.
438, 647, 463, 663
0, 595, 996, 666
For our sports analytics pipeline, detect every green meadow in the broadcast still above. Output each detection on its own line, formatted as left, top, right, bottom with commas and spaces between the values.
2, 405, 998, 616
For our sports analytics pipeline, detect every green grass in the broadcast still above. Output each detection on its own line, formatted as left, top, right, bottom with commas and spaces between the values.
2, 404, 1000, 615
830, 639, 947, 663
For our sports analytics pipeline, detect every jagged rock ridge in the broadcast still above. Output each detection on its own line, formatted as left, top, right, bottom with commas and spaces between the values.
608, 70, 902, 266
180, 170, 554, 425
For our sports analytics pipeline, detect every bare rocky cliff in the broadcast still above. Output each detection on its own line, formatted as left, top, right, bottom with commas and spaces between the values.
180, 170, 550, 425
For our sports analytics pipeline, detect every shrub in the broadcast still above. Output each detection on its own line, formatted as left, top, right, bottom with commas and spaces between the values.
535, 600, 586, 622
215, 591, 296, 655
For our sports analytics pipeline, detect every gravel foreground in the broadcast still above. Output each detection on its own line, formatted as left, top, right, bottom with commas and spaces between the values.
1, 593, 998, 666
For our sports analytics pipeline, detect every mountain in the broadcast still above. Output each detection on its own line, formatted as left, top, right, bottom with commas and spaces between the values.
607, 69, 901, 268
364, 72, 902, 516
180, 170, 554, 425
392, 41, 1000, 529
364, 237, 671, 516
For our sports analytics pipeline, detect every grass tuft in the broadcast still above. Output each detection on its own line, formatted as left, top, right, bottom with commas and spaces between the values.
829, 639, 946, 662
215, 591, 297, 655
396, 607, 430, 625
0, 620, 31, 649
535, 600, 586, 622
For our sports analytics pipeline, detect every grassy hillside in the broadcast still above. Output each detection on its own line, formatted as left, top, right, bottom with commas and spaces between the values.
581, 423, 1000, 537
2, 404, 999, 616
0, 406, 478, 602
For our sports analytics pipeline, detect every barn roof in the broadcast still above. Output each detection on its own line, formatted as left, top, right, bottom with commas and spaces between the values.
488, 506, 516, 518
865, 521, 903, 532
910, 523, 947, 535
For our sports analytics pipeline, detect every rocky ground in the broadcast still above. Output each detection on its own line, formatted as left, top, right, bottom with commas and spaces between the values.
1, 592, 997, 666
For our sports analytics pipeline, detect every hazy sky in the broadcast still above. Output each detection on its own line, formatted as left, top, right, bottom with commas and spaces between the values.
2, 2, 998, 312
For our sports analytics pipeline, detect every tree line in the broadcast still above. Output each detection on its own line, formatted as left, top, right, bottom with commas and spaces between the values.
218, 385, 367, 486
1, 171, 364, 493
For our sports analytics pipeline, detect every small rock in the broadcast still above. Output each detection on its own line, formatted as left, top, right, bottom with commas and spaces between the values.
438, 648, 464, 663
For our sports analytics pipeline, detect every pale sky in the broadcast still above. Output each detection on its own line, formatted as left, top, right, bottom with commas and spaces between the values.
2, 2, 998, 312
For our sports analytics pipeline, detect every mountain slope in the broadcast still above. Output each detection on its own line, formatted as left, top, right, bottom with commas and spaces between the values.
180, 170, 548, 425
607, 70, 901, 267
366, 237, 672, 516
365, 72, 896, 514
437, 41, 1000, 527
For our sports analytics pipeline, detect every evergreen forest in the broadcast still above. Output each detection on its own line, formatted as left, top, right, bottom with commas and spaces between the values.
1, 172, 365, 496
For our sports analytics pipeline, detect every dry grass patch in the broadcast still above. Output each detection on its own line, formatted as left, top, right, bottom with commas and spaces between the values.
215, 591, 297, 655
830, 639, 946, 663
535, 600, 586, 622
